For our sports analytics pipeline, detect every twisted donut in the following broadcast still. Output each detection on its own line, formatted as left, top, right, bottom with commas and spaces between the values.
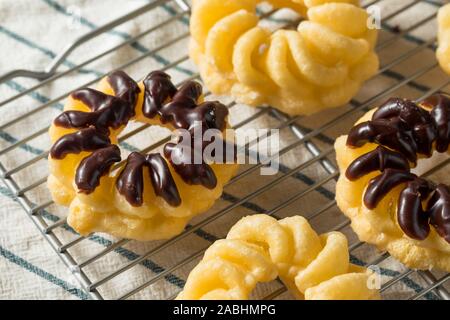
190, 0, 379, 115
336, 94, 450, 271
48, 70, 239, 241
177, 214, 380, 300
438, 4, 450, 75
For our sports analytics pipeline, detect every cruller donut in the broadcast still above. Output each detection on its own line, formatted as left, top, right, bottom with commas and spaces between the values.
48, 70, 239, 241
177, 214, 380, 300
335, 94, 450, 271
437, 4, 450, 75
189, 0, 379, 115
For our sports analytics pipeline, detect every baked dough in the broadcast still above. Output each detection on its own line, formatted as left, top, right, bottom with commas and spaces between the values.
335, 95, 450, 271
190, 0, 379, 115
437, 4, 450, 75
177, 214, 380, 300
48, 70, 239, 241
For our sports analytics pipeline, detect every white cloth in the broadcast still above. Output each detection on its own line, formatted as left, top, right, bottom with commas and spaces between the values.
0, 0, 448, 300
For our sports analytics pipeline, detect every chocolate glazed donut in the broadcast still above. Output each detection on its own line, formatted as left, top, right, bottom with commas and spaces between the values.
345, 94, 450, 243
49, 70, 230, 207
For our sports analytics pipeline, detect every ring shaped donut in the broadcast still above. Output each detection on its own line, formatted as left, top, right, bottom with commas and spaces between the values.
189, 0, 379, 115
336, 94, 450, 271
48, 70, 239, 241
177, 214, 380, 300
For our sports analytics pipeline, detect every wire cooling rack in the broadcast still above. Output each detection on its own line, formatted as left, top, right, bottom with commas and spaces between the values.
1, 0, 450, 300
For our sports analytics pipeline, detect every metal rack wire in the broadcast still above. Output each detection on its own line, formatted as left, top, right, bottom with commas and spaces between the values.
0, 0, 449, 300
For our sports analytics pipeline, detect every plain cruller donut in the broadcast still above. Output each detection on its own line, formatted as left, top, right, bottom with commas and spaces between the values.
336, 94, 450, 272
190, 0, 379, 115
177, 214, 380, 300
48, 70, 239, 241
437, 3, 450, 75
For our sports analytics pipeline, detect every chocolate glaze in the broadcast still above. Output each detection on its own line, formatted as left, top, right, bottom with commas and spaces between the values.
75, 145, 121, 194
345, 94, 450, 243
398, 178, 434, 241
347, 119, 417, 163
427, 185, 450, 243
427, 94, 450, 152
50, 70, 230, 208
54, 71, 140, 132
142, 71, 178, 118
346, 146, 410, 180
161, 100, 229, 131
373, 98, 436, 157
71, 88, 112, 112
162, 127, 237, 189
50, 127, 111, 159
347, 98, 438, 162
143, 71, 230, 189
107, 70, 141, 105
143, 72, 228, 131
70, 71, 141, 112
53, 98, 132, 132
364, 169, 416, 209
116, 152, 181, 207
164, 142, 217, 189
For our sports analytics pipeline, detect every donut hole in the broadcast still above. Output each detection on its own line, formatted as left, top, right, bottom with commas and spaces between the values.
116, 121, 172, 158
256, 2, 303, 32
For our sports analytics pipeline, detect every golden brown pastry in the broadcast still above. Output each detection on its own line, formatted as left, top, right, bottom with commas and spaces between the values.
336, 94, 450, 271
190, 0, 379, 115
177, 214, 380, 300
48, 70, 239, 241
437, 4, 450, 75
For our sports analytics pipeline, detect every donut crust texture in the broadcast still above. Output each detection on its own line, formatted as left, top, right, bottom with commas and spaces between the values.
336, 103, 450, 272
48, 71, 239, 241
177, 214, 380, 300
190, 0, 379, 115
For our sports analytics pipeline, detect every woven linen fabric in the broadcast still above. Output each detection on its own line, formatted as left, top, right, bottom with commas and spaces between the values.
0, 0, 449, 300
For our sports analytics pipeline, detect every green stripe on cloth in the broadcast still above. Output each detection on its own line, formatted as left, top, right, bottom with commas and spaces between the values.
0, 0, 442, 298
0, 25, 102, 77
0, 184, 187, 290
0, 74, 437, 297
5, 79, 64, 110
40, 0, 194, 76
0, 180, 433, 298
3, 76, 338, 202
349, 256, 438, 300
0, 245, 89, 299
